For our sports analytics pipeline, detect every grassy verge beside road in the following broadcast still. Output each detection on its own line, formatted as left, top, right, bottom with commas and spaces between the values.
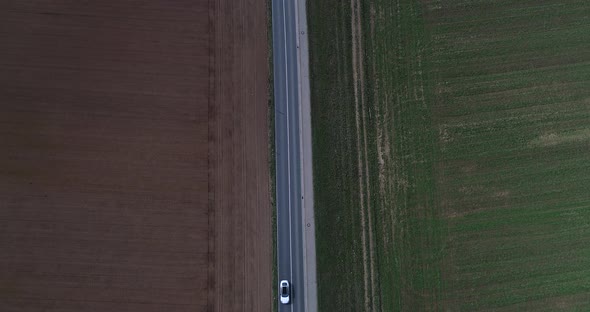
308, 0, 441, 310
308, 1, 366, 309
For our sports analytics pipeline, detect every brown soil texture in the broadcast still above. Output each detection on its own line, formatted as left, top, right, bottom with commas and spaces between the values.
209, 0, 272, 310
0, 0, 271, 311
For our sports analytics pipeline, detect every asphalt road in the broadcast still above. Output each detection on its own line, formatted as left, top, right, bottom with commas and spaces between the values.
272, 0, 305, 311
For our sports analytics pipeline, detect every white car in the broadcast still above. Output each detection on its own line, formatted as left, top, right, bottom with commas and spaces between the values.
279, 280, 290, 304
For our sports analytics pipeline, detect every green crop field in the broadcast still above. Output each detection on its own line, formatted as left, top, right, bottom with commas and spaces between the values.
308, 0, 590, 310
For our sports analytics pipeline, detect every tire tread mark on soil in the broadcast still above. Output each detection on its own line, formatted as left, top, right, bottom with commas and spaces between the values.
351, 0, 378, 309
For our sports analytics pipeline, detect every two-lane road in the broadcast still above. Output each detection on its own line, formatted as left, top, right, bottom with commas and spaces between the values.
272, 0, 305, 311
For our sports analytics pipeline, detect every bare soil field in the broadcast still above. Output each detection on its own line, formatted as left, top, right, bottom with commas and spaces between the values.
209, 0, 272, 310
0, 0, 271, 311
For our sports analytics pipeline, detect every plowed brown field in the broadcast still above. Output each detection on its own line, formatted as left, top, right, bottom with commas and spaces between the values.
0, 0, 270, 311
209, 0, 272, 311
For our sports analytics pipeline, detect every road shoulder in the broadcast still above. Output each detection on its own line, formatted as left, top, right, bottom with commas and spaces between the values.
294, 0, 318, 310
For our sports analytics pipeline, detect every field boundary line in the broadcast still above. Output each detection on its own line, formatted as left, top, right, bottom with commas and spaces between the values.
350, 0, 373, 309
